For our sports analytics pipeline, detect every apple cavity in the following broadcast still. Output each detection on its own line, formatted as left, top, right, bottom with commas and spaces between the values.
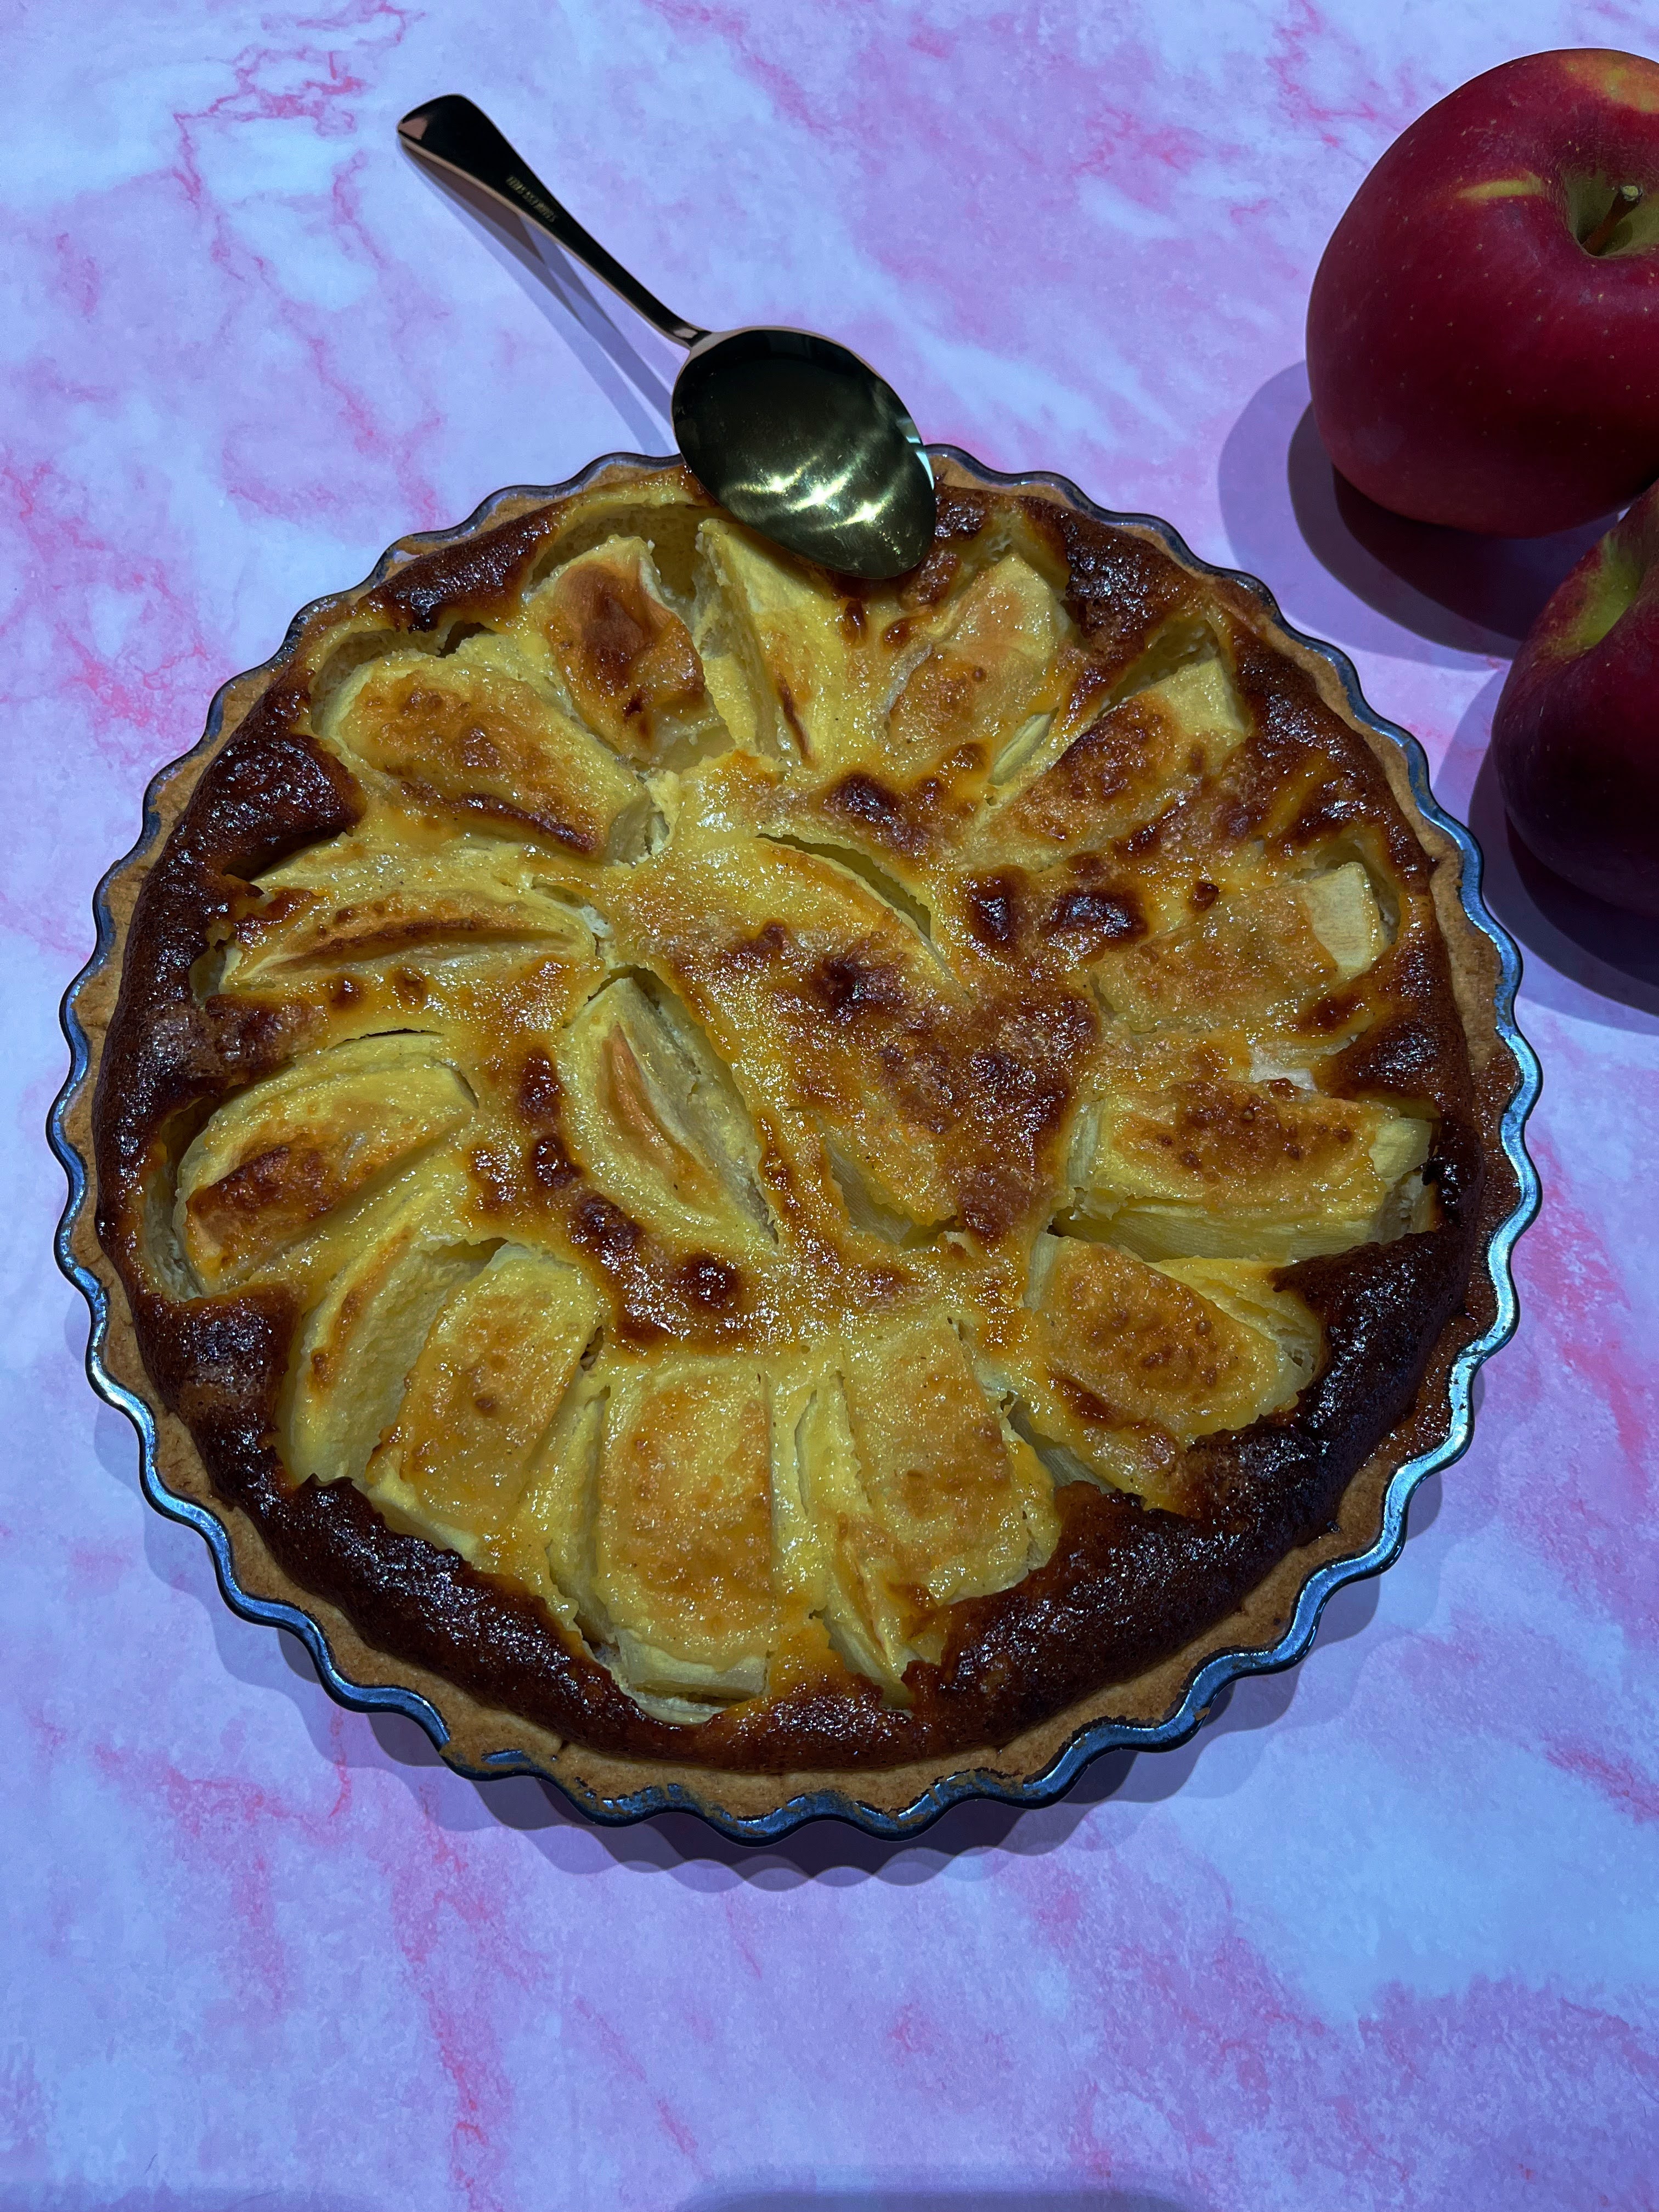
1492, 476, 1659, 917
1307, 49, 1659, 535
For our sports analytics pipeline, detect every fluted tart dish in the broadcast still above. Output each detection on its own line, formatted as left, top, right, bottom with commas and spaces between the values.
54, 453, 1536, 1835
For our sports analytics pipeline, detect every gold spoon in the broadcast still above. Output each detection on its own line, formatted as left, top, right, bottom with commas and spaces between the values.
398, 95, 938, 580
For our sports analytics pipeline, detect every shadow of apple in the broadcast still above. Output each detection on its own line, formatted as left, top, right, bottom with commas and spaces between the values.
1431, 674, 1659, 1029
1220, 365, 1659, 1017
1218, 365, 1615, 662
1469, 749, 1659, 1028
1310, 419, 1613, 645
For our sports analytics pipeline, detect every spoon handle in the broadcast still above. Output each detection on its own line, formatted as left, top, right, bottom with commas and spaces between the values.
398, 95, 708, 349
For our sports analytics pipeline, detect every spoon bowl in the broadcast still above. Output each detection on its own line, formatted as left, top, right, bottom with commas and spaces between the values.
673, 326, 935, 575
399, 95, 936, 579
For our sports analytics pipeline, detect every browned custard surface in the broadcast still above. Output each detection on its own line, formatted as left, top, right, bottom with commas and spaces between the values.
93, 469, 1491, 1770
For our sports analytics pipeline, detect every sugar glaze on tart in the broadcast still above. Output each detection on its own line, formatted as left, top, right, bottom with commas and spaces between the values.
91, 463, 1502, 1777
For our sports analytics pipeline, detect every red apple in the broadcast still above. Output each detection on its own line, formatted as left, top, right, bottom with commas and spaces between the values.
1307, 49, 1659, 536
1491, 475, 1659, 916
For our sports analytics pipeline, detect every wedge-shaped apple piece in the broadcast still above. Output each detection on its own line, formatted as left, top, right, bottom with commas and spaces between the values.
1068, 1079, 1432, 1260
176, 1035, 473, 1291
993, 648, 1250, 847
589, 1358, 777, 1716
1152, 651, 1252, 744
524, 478, 714, 601
514, 537, 723, 765
556, 974, 772, 1252
888, 556, 1069, 771
1095, 866, 1384, 1031
363, 1245, 602, 1559
694, 627, 764, 757
286, 1160, 484, 1489
771, 1372, 893, 1690
1295, 861, 1387, 982
611, 832, 963, 1234
1014, 1237, 1320, 1507
222, 836, 596, 988
215, 840, 601, 1060
783, 1318, 1057, 1692
695, 517, 901, 768
1154, 1257, 1324, 1397
819, 1135, 941, 1246
320, 641, 647, 858
518, 1369, 608, 1636
844, 1316, 1059, 1611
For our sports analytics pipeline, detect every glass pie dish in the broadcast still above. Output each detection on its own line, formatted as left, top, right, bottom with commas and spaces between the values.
50, 450, 1540, 1842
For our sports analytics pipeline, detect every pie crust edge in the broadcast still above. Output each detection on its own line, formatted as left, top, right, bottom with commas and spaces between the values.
61, 456, 1526, 1826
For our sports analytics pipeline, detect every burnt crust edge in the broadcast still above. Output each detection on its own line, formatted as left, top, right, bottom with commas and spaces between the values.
52, 450, 1540, 1836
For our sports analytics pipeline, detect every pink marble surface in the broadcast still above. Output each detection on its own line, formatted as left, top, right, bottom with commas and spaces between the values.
6, 4, 1658, 2206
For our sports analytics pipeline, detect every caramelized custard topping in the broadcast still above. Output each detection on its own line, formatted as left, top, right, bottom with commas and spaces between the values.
116, 473, 1456, 1734
90, 467, 1497, 1772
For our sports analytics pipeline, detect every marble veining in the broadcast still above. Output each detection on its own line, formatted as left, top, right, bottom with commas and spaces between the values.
4, 3, 1657, 2207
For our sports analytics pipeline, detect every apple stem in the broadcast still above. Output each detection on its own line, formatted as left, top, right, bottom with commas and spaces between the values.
1583, 182, 1644, 256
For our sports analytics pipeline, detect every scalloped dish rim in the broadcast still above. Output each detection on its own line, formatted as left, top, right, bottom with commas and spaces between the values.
49, 447, 1542, 1844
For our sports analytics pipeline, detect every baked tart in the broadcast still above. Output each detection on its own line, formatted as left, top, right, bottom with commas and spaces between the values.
58, 455, 1535, 1832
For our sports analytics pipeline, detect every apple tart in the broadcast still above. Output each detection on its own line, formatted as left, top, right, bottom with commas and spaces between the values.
78, 459, 1522, 1809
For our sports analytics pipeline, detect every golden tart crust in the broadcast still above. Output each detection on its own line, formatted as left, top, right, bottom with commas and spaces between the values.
74, 459, 1521, 1813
